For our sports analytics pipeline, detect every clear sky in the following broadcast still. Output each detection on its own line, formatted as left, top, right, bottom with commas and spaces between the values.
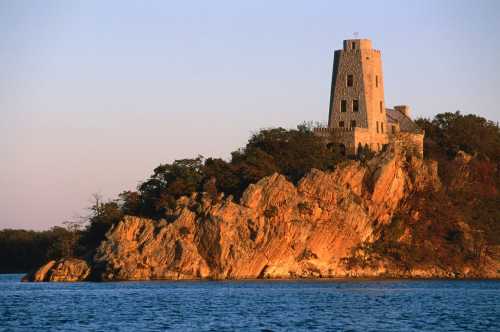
1, 0, 499, 230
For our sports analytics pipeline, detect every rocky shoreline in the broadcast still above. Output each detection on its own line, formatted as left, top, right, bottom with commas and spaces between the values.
23, 257, 499, 282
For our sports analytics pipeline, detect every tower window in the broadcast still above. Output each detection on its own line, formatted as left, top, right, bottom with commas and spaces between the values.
339, 121, 345, 128
352, 42, 356, 50
376, 121, 379, 133
381, 122, 384, 133
353, 99, 359, 112
379, 101, 383, 113
347, 75, 353, 87
341, 100, 347, 112
376, 75, 379, 87
351, 120, 356, 128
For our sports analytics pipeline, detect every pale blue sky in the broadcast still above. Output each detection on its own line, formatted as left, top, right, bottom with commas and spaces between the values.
1, 0, 499, 229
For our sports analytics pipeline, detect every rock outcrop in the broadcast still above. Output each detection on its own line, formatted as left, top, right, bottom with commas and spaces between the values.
22, 258, 90, 282
89, 146, 440, 280
25, 145, 499, 281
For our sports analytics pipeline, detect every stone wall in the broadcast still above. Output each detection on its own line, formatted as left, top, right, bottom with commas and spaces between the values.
314, 127, 423, 156
314, 127, 390, 155
314, 127, 356, 155
392, 132, 424, 157
354, 128, 390, 153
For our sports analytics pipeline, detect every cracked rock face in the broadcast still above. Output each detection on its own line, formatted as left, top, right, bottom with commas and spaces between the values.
90, 148, 441, 281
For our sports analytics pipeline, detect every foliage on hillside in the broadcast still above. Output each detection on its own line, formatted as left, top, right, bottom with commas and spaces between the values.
354, 112, 500, 271
415, 111, 500, 244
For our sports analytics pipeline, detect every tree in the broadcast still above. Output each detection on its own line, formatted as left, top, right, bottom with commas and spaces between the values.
78, 194, 124, 253
240, 126, 340, 183
202, 158, 241, 198
138, 157, 204, 218
416, 111, 500, 161
119, 190, 142, 216
46, 222, 82, 259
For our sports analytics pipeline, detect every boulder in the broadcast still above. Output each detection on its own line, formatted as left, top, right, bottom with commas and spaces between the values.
23, 258, 90, 282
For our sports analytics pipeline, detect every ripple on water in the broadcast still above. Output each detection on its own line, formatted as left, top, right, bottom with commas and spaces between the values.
0, 276, 499, 331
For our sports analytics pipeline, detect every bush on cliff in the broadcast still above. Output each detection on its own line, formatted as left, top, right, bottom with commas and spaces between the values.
137, 157, 205, 219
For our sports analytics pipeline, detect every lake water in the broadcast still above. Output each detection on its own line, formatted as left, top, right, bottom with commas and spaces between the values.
0, 274, 499, 331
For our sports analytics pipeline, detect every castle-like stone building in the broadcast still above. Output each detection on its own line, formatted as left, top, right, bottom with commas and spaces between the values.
314, 38, 423, 156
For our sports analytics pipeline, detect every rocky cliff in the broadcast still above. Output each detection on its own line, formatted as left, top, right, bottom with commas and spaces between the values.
24, 145, 500, 281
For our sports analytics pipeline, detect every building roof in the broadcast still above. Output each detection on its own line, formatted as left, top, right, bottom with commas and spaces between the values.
386, 108, 422, 133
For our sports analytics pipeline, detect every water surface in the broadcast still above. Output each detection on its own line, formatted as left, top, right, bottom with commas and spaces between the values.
1, 274, 499, 331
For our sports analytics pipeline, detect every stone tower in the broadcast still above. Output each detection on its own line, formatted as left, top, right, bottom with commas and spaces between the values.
314, 38, 424, 156
327, 39, 388, 152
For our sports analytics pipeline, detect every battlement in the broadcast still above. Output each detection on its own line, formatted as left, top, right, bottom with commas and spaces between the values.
314, 127, 356, 133
343, 39, 373, 51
